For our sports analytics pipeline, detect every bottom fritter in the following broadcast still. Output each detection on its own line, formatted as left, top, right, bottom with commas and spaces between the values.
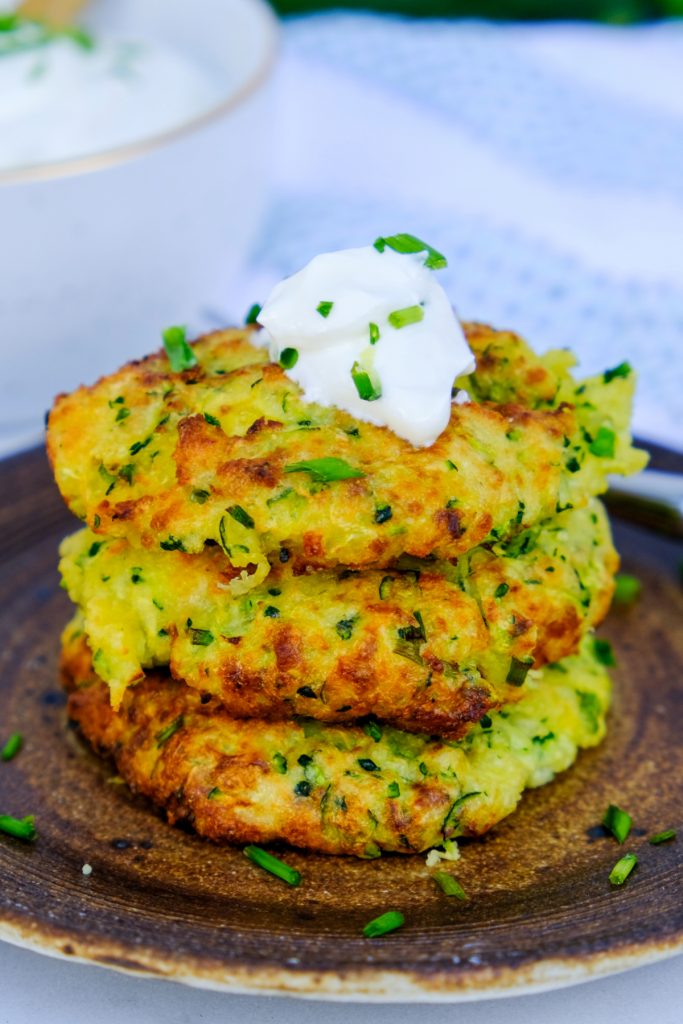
62, 628, 611, 858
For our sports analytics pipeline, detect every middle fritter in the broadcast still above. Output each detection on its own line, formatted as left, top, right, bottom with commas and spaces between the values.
60, 498, 616, 736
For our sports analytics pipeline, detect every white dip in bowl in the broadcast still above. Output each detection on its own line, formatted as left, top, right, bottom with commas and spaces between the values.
0, 0, 277, 456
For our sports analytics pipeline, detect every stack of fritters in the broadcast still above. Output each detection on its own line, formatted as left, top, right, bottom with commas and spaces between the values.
49, 324, 646, 857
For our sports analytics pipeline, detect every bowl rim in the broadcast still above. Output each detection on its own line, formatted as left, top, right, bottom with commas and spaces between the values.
0, 0, 278, 187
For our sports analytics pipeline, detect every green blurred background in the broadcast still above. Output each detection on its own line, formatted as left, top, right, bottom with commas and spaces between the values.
271, 0, 682, 23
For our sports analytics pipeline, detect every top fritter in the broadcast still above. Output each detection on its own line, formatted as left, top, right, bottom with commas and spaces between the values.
47, 323, 645, 589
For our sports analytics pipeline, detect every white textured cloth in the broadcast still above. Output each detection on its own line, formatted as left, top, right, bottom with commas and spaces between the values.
217, 15, 683, 451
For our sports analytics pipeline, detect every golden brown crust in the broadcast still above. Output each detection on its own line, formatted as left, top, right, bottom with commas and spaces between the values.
60, 500, 617, 734
61, 631, 611, 857
47, 325, 586, 573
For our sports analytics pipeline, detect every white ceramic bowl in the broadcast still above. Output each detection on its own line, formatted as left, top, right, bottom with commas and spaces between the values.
0, 0, 277, 457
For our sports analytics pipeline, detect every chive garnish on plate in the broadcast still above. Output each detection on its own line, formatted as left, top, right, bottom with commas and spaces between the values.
609, 852, 637, 886
649, 829, 676, 845
243, 845, 301, 886
1, 733, 22, 762
316, 301, 334, 318
362, 910, 405, 938
602, 804, 632, 844
0, 814, 36, 842
433, 872, 468, 900
613, 574, 641, 605
245, 303, 262, 325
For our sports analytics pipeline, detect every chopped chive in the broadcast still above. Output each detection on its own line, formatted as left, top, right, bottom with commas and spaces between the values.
207, 787, 221, 799
316, 301, 334, 318
190, 488, 210, 504
204, 412, 221, 427
609, 852, 637, 886
245, 303, 262, 325
379, 575, 393, 600
294, 780, 311, 796
593, 638, 616, 667
613, 574, 641, 605
115, 406, 130, 423
351, 362, 382, 402
362, 910, 405, 938
603, 362, 631, 384
433, 872, 468, 900
494, 582, 509, 599
129, 436, 151, 456
227, 505, 255, 529
369, 322, 380, 345
284, 457, 365, 483
162, 325, 197, 373
397, 610, 427, 643
358, 758, 380, 772
589, 426, 616, 458
602, 804, 632, 844
273, 753, 288, 774
336, 616, 357, 640
244, 844, 301, 886
0, 814, 36, 842
566, 456, 581, 473
506, 657, 532, 687
387, 781, 400, 798
649, 829, 676, 845
1, 733, 22, 762
264, 605, 280, 618
388, 305, 424, 330
393, 639, 424, 666
297, 686, 316, 699
155, 715, 184, 747
189, 628, 214, 646
374, 503, 392, 524
363, 720, 382, 743
160, 536, 185, 552
89, 540, 104, 565
279, 347, 299, 369
373, 233, 447, 271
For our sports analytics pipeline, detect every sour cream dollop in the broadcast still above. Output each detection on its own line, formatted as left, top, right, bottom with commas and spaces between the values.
257, 244, 474, 448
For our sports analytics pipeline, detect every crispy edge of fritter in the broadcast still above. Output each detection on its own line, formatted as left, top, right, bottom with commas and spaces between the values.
61, 631, 611, 858
46, 324, 593, 571
59, 500, 618, 734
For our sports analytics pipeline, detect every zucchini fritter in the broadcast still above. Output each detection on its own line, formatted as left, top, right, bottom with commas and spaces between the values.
62, 630, 611, 858
60, 501, 617, 731
47, 324, 645, 584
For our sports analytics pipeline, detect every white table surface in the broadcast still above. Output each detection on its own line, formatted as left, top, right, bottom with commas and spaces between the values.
0, 940, 681, 1023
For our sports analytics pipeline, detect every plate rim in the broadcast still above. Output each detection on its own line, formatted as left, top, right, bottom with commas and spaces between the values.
1, 916, 682, 1002
1, 443, 682, 1003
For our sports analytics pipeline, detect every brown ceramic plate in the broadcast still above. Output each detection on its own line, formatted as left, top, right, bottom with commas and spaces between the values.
0, 446, 681, 1002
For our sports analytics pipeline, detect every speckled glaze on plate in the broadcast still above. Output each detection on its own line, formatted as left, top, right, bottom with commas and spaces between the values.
0, 446, 681, 1002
